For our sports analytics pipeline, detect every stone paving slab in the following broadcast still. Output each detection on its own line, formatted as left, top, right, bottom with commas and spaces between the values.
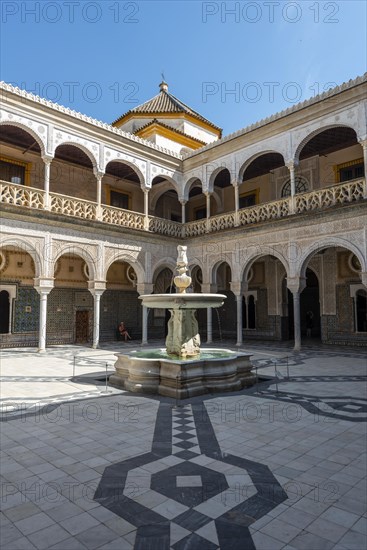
0, 342, 366, 549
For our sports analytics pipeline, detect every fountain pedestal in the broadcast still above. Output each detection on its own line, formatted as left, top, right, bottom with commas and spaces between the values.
166, 309, 200, 357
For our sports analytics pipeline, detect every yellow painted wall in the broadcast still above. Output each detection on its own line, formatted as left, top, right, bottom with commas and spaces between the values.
319, 144, 363, 185
0, 249, 35, 285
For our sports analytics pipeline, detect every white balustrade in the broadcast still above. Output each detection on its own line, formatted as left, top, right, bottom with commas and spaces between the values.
50, 192, 97, 220
102, 205, 145, 230
185, 219, 207, 237
1, 179, 365, 236
210, 212, 235, 231
0, 181, 45, 209
295, 179, 365, 213
148, 216, 183, 237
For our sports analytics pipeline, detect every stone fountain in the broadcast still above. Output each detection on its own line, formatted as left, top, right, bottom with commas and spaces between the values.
110, 246, 255, 398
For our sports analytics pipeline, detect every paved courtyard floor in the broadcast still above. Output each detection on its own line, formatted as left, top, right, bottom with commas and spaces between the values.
1, 341, 366, 549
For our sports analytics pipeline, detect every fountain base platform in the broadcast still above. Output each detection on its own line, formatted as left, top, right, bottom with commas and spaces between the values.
110, 349, 255, 399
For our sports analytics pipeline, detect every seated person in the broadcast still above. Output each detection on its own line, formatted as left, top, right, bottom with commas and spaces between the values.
117, 321, 131, 341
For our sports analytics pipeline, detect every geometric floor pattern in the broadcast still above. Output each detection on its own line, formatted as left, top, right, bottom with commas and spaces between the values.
1, 343, 366, 550
94, 403, 288, 549
258, 387, 367, 422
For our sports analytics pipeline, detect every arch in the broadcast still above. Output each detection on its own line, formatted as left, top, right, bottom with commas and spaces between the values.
0, 237, 42, 277
152, 257, 176, 283
298, 238, 366, 279
208, 166, 231, 193
53, 244, 97, 281
238, 150, 285, 182
209, 259, 233, 286
151, 174, 180, 192
240, 247, 289, 283
0, 120, 46, 157
150, 183, 180, 211
188, 257, 204, 273
54, 142, 98, 171
104, 253, 145, 284
294, 124, 359, 163
183, 177, 203, 201
105, 158, 145, 186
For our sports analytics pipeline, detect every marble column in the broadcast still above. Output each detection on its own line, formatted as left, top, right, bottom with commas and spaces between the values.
92, 291, 103, 349
143, 189, 150, 230
43, 156, 53, 210
205, 192, 211, 232
359, 139, 367, 197
233, 181, 240, 226
142, 305, 148, 345
96, 173, 103, 220
180, 200, 187, 237
37, 290, 50, 352
207, 307, 213, 343
287, 276, 305, 352
286, 160, 297, 214
292, 290, 301, 351
235, 294, 243, 346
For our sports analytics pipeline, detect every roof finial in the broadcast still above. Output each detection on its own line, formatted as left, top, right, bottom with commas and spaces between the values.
159, 72, 168, 92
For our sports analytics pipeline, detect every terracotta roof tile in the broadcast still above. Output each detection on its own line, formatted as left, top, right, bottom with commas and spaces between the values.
112, 89, 222, 132
134, 119, 207, 145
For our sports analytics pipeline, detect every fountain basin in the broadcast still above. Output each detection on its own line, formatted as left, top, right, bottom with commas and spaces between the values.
110, 348, 255, 399
138, 293, 227, 310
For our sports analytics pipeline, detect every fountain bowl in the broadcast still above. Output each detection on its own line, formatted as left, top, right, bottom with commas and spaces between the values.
110, 348, 255, 399
138, 293, 227, 310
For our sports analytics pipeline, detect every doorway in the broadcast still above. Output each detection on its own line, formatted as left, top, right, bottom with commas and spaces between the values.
285, 268, 320, 340
0, 290, 10, 333
75, 310, 89, 343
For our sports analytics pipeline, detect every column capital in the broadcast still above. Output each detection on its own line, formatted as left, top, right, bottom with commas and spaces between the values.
141, 186, 150, 194
88, 281, 106, 295
179, 198, 187, 205
34, 277, 54, 295
230, 281, 244, 295
286, 276, 306, 294
358, 138, 367, 149
137, 283, 154, 296
361, 271, 367, 289
285, 159, 299, 170
42, 155, 54, 165
231, 179, 240, 188
94, 169, 105, 180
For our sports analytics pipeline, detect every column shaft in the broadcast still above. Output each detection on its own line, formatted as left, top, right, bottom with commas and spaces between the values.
142, 305, 148, 345
293, 291, 301, 351
236, 295, 243, 346
92, 293, 101, 349
206, 307, 212, 344
44, 159, 51, 209
38, 293, 48, 352
144, 190, 149, 230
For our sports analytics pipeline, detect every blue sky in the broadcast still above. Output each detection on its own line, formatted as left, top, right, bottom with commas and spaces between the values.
1, 1, 366, 135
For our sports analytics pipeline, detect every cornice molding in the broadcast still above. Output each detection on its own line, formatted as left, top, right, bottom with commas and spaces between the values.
182, 73, 367, 159
0, 81, 183, 160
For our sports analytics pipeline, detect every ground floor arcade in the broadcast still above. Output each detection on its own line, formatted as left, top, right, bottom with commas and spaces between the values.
1, 239, 366, 350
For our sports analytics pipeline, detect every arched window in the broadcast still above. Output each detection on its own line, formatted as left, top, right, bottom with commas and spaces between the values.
281, 176, 309, 197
